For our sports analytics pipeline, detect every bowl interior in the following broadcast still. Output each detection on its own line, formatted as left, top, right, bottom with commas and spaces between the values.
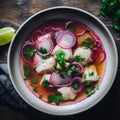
8, 7, 118, 115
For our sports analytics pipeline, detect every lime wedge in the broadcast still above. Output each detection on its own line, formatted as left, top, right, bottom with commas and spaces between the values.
0, 27, 15, 46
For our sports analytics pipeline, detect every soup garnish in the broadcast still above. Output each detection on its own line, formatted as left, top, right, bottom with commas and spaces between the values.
20, 20, 106, 105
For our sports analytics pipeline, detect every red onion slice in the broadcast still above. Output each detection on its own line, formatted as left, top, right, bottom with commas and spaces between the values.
36, 39, 54, 56
31, 30, 43, 44
50, 72, 71, 87
56, 30, 76, 48
70, 77, 84, 93
91, 47, 106, 63
71, 62, 83, 74
21, 41, 38, 66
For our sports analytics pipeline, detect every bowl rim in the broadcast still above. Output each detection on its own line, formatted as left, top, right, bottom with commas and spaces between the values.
8, 6, 118, 116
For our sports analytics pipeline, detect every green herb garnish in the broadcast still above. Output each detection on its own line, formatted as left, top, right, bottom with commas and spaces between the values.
66, 65, 76, 76
39, 95, 43, 99
23, 64, 31, 78
100, 0, 120, 31
56, 51, 66, 69
33, 87, 38, 93
84, 74, 87, 80
41, 55, 50, 60
42, 79, 50, 87
24, 47, 35, 57
72, 81, 79, 90
31, 78, 38, 84
89, 72, 94, 76
39, 47, 47, 54
81, 37, 95, 49
74, 55, 85, 62
48, 91, 63, 105
84, 81, 99, 97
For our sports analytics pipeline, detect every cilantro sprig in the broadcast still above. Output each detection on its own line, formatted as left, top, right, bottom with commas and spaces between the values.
48, 92, 64, 105
74, 55, 85, 62
42, 79, 50, 87
100, 0, 120, 31
24, 47, 35, 57
23, 64, 31, 78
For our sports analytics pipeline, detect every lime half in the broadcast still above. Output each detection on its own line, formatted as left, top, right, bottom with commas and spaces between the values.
0, 27, 15, 46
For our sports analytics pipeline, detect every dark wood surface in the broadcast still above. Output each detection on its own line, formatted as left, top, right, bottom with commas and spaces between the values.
0, 0, 120, 120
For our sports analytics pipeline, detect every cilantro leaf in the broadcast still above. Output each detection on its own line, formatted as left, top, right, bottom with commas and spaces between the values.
23, 65, 31, 78
31, 78, 38, 84
74, 55, 85, 62
42, 79, 50, 87
39, 47, 47, 54
24, 47, 35, 57
48, 91, 63, 105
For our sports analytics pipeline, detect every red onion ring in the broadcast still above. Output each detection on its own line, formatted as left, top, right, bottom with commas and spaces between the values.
43, 26, 53, 34
56, 30, 76, 49
31, 30, 43, 44
94, 39, 102, 47
65, 21, 74, 29
91, 47, 106, 63
36, 39, 54, 56
70, 77, 84, 93
21, 41, 36, 65
71, 62, 83, 74
50, 72, 72, 88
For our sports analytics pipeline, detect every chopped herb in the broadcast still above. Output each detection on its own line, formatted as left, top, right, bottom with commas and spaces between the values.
39, 95, 43, 99
42, 79, 50, 87
66, 24, 74, 32
100, 0, 120, 31
31, 78, 38, 84
84, 81, 99, 97
24, 47, 35, 57
53, 67, 61, 73
39, 47, 47, 54
23, 65, 31, 78
66, 65, 77, 76
81, 37, 95, 49
84, 74, 87, 80
48, 91, 63, 105
74, 55, 85, 62
72, 81, 79, 90
41, 55, 50, 59
56, 51, 66, 69
33, 87, 38, 93
89, 72, 94, 76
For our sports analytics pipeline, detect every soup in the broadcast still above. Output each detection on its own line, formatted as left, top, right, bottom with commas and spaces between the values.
20, 20, 106, 105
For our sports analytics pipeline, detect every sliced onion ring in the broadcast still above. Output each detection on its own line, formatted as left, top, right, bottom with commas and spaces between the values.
50, 72, 71, 87
91, 47, 106, 63
71, 62, 83, 74
31, 30, 43, 44
21, 42, 39, 66
56, 30, 76, 48
70, 77, 84, 93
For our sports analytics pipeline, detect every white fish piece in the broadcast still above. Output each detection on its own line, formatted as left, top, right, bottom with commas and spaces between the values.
35, 56, 56, 74
40, 74, 52, 87
83, 65, 100, 82
58, 87, 76, 100
52, 45, 72, 61
73, 47, 92, 65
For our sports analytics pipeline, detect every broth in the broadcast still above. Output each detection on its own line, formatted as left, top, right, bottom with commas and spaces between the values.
20, 20, 106, 105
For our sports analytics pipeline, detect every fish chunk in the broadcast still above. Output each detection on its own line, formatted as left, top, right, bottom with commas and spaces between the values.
35, 56, 56, 74
83, 65, 100, 82
52, 45, 72, 61
73, 47, 92, 65
58, 87, 76, 100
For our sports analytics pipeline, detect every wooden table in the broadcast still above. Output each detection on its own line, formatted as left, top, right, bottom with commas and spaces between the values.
0, 0, 120, 120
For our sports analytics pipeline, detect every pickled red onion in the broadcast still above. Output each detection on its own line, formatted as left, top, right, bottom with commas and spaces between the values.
56, 30, 76, 48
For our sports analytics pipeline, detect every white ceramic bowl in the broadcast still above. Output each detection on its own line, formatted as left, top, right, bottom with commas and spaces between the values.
8, 6, 118, 116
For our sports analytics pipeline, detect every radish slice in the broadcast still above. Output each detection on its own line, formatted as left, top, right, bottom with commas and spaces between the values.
71, 62, 83, 74
50, 72, 71, 87
91, 47, 106, 63
21, 41, 38, 66
36, 39, 54, 56
71, 77, 84, 93
31, 30, 43, 43
56, 30, 76, 48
